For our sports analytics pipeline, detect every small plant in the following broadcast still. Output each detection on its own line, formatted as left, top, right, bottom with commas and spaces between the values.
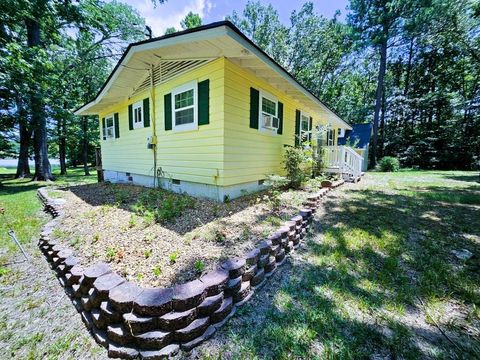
169, 251, 178, 264
378, 156, 400, 172
128, 214, 137, 228
105, 247, 117, 262
265, 216, 282, 226
144, 249, 152, 259
194, 260, 205, 274
240, 225, 251, 241
0, 267, 11, 277
133, 189, 195, 224
69, 235, 82, 249
144, 233, 155, 243
152, 265, 162, 277
92, 233, 100, 242
114, 189, 129, 204
136, 272, 143, 281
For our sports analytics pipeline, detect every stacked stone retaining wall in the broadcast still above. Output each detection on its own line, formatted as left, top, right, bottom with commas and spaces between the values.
37, 179, 345, 359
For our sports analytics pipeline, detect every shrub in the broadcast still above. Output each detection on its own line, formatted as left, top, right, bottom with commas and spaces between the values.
378, 156, 400, 172
283, 147, 312, 189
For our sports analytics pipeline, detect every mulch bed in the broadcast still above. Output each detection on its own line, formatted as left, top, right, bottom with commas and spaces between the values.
49, 182, 315, 288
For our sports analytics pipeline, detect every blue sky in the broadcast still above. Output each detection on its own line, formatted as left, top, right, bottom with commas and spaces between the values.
123, 0, 349, 37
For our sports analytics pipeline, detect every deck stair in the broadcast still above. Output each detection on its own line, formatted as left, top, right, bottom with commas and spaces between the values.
324, 146, 363, 182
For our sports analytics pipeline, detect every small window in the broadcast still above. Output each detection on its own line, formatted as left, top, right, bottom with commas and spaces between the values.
338, 128, 345, 138
300, 112, 311, 143
133, 101, 144, 129
259, 91, 279, 132
172, 81, 197, 132
104, 115, 115, 140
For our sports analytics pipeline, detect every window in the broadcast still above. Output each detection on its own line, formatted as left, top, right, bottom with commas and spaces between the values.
133, 101, 144, 129
172, 80, 197, 131
259, 91, 279, 131
338, 128, 345, 138
104, 115, 115, 140
300, 112, 311, 143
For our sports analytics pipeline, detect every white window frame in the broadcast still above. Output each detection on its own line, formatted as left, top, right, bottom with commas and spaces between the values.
338, 128, 345, 138
133, 101, 144, 129
103, 114, 115, 141
171, 80, 198, 132
300, 111, 311, 144
259, 90, 279, 135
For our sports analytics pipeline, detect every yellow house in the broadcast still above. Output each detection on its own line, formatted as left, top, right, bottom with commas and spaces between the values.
75, 21, 359, 201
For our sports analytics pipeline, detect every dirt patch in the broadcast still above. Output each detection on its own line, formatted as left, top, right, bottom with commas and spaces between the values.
49, 182, 317, 288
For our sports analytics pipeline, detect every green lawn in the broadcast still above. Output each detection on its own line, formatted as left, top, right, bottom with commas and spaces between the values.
198, 170, 480, 359
0, 167, 96, 255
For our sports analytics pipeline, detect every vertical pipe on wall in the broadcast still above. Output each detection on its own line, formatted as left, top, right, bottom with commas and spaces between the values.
150, 64, 157, 188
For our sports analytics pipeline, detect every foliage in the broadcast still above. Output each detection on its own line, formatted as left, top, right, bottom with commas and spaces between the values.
133, 189, 195, 224
194, 260, 205, 274
282, 146, 314, 189
231, 0, 480, 170
164, 11, 202, 34
169, 251, 178, 264
152, 265, 162, 277
377, 156, 400, 172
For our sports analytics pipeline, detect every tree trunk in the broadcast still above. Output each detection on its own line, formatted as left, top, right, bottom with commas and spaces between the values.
371, 35, 388, 167
58, 116, 67, 175
26, 18, 53, 181
82, 116, 90, 176
15, 122, 31, 178
379, 90, 386, 158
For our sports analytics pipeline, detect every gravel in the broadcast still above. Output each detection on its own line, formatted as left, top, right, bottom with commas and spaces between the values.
50, 183, 312, 288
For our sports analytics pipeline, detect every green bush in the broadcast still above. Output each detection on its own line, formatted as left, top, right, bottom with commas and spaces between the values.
283, 147, 313, 189
378, 156, 400, 172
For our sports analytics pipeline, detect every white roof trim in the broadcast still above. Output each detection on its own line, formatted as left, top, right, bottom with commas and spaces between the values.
74, 27, 228, 115
75, 23, 351, 130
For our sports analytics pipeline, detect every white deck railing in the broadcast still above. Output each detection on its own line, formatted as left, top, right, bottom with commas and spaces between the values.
324, 146, 363, 179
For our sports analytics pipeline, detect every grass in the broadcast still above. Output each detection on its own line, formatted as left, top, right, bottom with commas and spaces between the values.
198, 170, 480, 359
0, 166, 96, 255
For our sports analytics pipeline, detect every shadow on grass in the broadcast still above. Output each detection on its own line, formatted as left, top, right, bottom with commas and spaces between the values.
200, 182, 480, 359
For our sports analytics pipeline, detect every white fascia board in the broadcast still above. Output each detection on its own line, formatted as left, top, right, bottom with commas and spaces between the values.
225, 28, 352, 130
74, 26, 229, 116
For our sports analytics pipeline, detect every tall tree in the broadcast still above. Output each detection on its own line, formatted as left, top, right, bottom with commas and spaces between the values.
181, 12, 202, 29
348, 0, 412, 166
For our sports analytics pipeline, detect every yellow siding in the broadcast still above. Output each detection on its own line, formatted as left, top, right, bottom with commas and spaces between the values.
98, 57, 333, 188
99, 58, 225, 185
223, 59, 328, 186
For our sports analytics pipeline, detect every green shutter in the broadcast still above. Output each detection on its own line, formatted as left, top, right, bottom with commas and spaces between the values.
308, 117, 313, 142
164, 93, 172, 131
101, 117, 106, 140
114, 113, 120, 138
198, 79, 210, 125
277, 102, 283, 134
128, 104, 133, 130
249, 87, 259, 129
295, 110, 301, 146
143, 98, 150, 127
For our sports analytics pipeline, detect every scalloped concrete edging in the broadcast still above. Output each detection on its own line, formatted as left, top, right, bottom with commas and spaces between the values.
37, 180, 344, 359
